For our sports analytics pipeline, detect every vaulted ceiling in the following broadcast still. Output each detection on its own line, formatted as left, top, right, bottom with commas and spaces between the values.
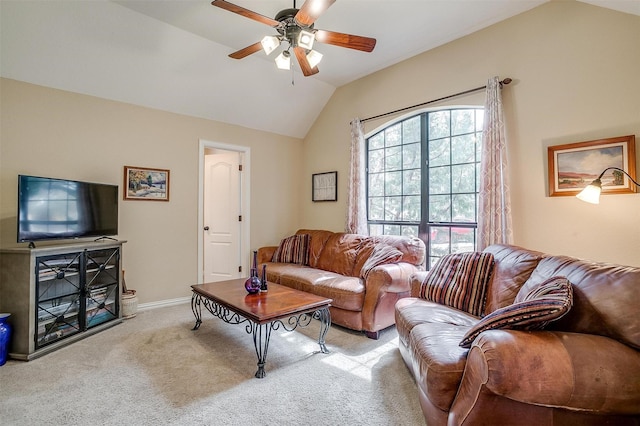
1, 1, 638, 138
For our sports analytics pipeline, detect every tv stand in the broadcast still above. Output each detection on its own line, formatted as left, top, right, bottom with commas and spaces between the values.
0, 240, 125, 360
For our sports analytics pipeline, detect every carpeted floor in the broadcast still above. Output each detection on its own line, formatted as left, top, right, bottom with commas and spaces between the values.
0, 303, 426, 425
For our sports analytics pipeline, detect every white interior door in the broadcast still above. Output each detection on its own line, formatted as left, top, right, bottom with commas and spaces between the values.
203, 151, 242, 282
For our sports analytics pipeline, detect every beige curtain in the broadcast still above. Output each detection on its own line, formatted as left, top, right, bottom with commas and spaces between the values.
477, 77, 513, 250
346, 118, 368, 235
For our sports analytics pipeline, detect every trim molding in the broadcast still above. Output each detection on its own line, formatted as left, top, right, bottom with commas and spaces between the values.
138, 296, 190, 311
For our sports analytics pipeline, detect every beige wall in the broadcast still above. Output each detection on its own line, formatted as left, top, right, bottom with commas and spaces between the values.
0, 78, 304, 304
302, 1, 640, 267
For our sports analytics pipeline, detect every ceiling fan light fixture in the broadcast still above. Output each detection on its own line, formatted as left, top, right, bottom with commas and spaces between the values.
297, 29, 315, 50
275, 50, 291, 70
261, 35, 280, 55
306, 49, 323, 68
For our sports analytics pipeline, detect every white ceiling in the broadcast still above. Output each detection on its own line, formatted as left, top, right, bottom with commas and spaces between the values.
1, 0, 638, 138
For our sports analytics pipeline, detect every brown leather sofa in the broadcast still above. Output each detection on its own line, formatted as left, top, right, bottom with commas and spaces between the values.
396, 244, 640, 425
257, 229, 425, 339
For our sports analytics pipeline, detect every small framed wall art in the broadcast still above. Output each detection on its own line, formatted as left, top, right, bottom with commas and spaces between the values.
312, 171, 337, 202
547, 135, 636, 197
124, 166, 170, 201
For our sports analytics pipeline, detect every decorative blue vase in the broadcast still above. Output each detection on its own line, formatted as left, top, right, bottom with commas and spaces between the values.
0, 313, 12, 366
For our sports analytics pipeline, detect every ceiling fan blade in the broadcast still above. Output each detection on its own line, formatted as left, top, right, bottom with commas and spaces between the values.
211, 0, 280, 27
295, 0, 336, 27
315, 29, 376, 52
294, 47, 319, 77
229, 42, 263, 59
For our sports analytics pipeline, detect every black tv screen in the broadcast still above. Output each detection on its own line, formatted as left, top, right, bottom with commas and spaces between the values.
17, 175, 119, 243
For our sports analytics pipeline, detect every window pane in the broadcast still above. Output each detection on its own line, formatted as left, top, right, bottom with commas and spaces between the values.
403, 143, 420, 169
429, 110, 450, 139
369, 173, 384, 196
385, 196, 402, 221
429, 194, 451, 222
452, 109, 475, 136
384, 224, 401, 235
401, 225, 418, 237
385, 146, 402, 171
451, 164, 475, 193
384, 171, 402, 196
369, 224, 383, 236
369, 197, 384, 220
369, 133, 384, 150
452, 194, 475, 221
402, 116, 421, 143
476, 109, 484, 132
403, 169, 421, 195
429, 166, 450, 195
385, 124, 401, 147
451, 134, 475, 164
369, 149, 384, 173
429, 137, 450, 167
403, 196, 420, 221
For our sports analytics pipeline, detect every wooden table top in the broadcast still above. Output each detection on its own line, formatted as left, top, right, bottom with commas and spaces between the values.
191, 279, 332, 324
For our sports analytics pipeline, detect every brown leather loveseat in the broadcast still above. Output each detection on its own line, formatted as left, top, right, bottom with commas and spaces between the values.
396, 244, 640, 425
257, 229, 425, 339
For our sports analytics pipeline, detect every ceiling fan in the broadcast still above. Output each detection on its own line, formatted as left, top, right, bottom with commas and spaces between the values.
211, 0, 376, 77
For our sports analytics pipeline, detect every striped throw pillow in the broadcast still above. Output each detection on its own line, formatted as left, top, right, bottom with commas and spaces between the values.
420, 252, 495, 316
271, 234, 310, 265
459, 276, 573, 348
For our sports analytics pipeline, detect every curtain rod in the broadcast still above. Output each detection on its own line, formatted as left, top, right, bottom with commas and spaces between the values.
357, 78, 512, 124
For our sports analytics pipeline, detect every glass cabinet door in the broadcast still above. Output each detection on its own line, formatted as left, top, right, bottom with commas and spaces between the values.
85, 248, 119, 328
36, 253, 83, 348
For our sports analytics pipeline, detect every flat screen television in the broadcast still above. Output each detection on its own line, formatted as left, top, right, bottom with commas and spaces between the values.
17, 175, 119, 244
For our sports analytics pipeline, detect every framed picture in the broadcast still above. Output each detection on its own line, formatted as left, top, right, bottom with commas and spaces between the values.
548, 135, 636, 197
124, 166, 170, 201
312, 171, 337, 202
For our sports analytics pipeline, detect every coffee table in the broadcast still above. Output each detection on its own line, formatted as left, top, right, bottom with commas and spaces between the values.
190, 279, 332, 378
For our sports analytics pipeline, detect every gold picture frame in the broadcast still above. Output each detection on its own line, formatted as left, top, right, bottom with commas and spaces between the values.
548, 135, 636, 197
124, 166, 170, 201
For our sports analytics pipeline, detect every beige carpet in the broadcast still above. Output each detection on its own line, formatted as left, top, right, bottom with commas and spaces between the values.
0, 303, 426, 425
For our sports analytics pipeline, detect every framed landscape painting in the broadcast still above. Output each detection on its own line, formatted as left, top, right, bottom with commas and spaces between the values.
124, 166, 170, 201
547, 135, 636, 197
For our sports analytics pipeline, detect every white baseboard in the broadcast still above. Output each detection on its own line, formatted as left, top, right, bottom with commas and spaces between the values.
137, 296, 191, 311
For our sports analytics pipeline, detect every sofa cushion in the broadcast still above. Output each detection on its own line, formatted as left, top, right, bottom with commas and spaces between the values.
459, 276, 573, 348
482, 244, 546, 315
279, 270, 365, 311
360, 244, 403, 279
295, 229, 334, 268
271, 234, 310, 265
315, 233, 364, 277
419, 252, 495, 317
395, 298, 478, 347
523, 255, 640, 350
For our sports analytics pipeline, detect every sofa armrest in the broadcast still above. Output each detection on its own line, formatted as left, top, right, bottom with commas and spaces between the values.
450, 329, 640, 424
410, 270, 429, 297
367, 262, 419, 293
257, 246, 277, 264
361, 262, 420, 332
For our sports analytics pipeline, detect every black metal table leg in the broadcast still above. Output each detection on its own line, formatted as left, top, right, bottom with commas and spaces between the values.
191, 293, 202, 330
252, 322, 273, 378
315, 307, 331, 354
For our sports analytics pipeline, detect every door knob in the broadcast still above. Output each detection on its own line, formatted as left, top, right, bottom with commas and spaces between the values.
204, 226, 210, 231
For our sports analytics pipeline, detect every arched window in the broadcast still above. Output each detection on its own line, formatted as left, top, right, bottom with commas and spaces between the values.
366, 107, 484, 267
